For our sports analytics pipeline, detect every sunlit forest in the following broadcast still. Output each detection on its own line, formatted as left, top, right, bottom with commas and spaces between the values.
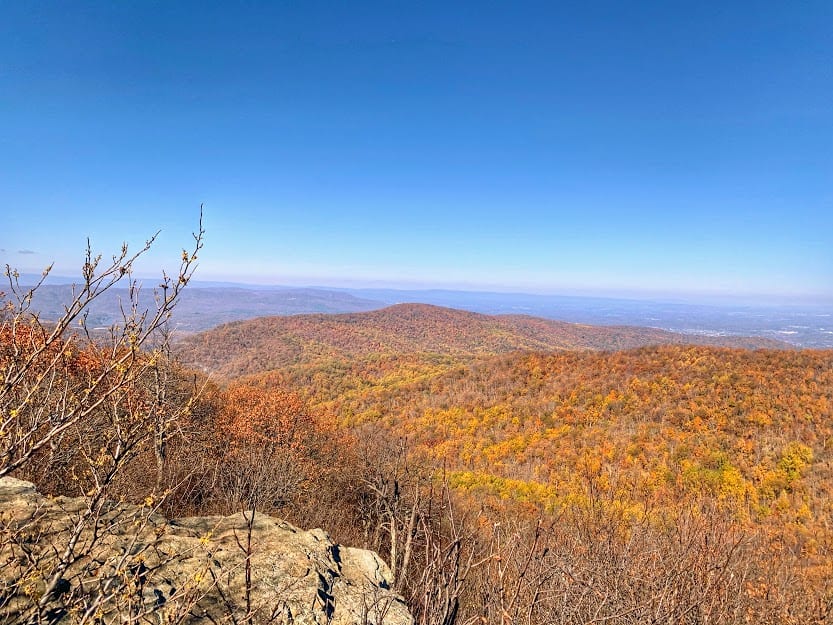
4, 0, 831, 622
3, 241, 833, 624
181, 314, 833, 622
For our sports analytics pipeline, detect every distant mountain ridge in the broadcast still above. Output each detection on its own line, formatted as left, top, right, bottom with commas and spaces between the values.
175, 303, 787, 378
16, 284, 383, 331
11, 278, 830, 347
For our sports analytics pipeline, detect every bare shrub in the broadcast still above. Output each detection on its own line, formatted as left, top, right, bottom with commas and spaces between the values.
0, 214, 205, 624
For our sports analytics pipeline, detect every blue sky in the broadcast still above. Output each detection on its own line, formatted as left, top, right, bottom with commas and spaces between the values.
1, 1, 831, 301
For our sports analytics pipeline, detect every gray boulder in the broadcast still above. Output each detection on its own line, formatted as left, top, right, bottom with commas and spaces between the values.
0, 477, 413, 625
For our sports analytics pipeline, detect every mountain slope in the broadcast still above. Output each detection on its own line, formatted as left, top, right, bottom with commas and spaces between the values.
175, 303, 786, 377
281, 344, 833, 532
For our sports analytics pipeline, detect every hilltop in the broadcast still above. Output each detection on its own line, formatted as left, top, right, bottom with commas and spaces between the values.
175, 303, 785, 378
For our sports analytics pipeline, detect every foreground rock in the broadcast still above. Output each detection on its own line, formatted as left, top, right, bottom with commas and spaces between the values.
0, 477, 413, 624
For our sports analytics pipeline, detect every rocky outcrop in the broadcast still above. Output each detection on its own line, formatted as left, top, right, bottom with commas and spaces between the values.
0, 477, 413, 625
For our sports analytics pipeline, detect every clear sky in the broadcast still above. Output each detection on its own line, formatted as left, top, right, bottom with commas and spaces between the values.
1, 1, 831, 301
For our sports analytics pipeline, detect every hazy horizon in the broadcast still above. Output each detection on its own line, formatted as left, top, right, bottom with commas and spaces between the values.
11, 270, 833, 310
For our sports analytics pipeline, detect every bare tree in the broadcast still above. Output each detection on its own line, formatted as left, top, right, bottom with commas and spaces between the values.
0, 211, 206, 624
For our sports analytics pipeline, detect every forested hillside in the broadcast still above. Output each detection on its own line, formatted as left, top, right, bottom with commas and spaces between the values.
9, 0, 831, 621
6, 262, 832, 623
176, 303, 786, 377
173, 302, 833, 622
273, 346, 833, 522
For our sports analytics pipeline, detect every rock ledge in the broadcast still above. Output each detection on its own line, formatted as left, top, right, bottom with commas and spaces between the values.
0, 477, 413, 625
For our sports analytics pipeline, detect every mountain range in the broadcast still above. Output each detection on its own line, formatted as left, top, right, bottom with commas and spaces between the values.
14, 278, 830, 347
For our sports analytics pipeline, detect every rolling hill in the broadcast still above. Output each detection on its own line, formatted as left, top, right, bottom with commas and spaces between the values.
175, 303, 786, 378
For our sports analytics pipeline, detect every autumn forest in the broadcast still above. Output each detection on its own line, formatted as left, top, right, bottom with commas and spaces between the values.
175, 304, 833, 623
5, 1, 832, 622
3, 247, 832, 624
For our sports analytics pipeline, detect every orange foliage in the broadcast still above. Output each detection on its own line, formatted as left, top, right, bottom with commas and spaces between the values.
219, 382, 313, 450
